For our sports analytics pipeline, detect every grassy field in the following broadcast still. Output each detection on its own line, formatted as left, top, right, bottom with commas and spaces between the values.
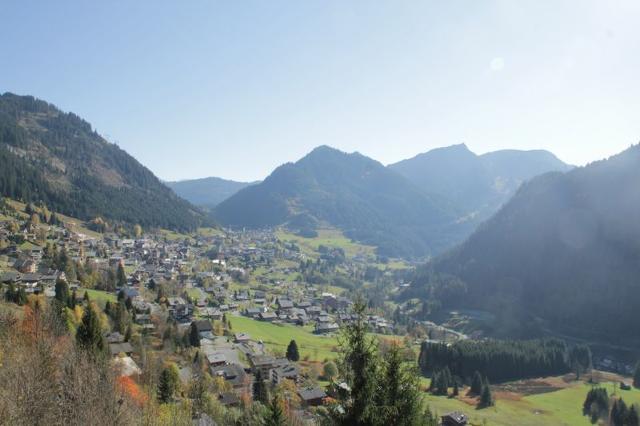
275, 228, 375, 259
79, 288, 117, 306
228, 315, 340, 362
423, 378, 640, 426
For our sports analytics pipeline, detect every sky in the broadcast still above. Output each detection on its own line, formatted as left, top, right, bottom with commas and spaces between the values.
2, 1, 640, 182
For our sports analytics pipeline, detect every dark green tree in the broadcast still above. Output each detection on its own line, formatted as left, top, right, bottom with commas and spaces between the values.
286, 339, 300, 362
116, 263, 127, 288
54, 279, 69, 306
76, 304, 105, 356
479, 380, 494, 409
633, 362, 640, 389
264, 393, 286, 426
252, 369, 268, 404
334, 301, 379, 426
470, 371, 484, 395
376, 342, 423, 426
189, 322, 201, 347
157, 364, 179, 404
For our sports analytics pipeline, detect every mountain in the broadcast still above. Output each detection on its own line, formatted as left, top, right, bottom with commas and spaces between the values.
214, 146, 462, 258
166, 177, 257, 209
0, 93, 205, 231
411, 145, 640, 343
389, 144, 572, 221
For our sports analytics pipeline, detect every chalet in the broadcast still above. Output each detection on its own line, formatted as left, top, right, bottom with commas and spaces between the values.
192, 320, 213, 338
298, 387, 327, 407
249, 355, 277, 375
211, 363, 248, 390
259, 312, 277, 322
206, 353, 227, 367
315, 322, 339, 334
234, 333, 251, 343
218, 392, 240, 407
441, 412, 468, 426
271, 363, 299, 384
245, 307, 262, 318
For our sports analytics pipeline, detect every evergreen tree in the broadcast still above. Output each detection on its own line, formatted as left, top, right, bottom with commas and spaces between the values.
252, 369, 268, 403
633, 362, 640, 389
158, 364, 179, 404
116, 263, 127, 287
334, 301, 379, 426
76, 304, 105, 356
286, 339, 300, 362
264, 393, 286, 426
189, 322, 201, 347
376, 343, 423, 426
16, 287, 27, 306
124, 324, 132, 342
54, 278, 69, 306
479, 380, 494, 408
470, 371, 484, 395
452, 382, 459, 397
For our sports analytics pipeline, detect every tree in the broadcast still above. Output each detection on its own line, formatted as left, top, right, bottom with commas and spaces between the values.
628, 405, 640, 426
633, 362, 640, 389
189, 322, 201, 347
470, 371, 484, 395
253, 369, 268, 404
54, 279, 69, 306
334, 301, 379, 425
264, 393, 286, 426
376, 342, 423, 426
133, 224, 142, 238
117, 263, 127, 288
479, 380, 494, 408
158, 364, 179, 404
76, 304, 105, 356
323, 361, 338, 381
286, 339, 300, 362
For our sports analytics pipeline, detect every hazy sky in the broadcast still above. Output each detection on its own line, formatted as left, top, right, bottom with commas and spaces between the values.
3, 1, 640, 181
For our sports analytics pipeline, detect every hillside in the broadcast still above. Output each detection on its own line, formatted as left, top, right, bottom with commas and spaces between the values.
166, 176, 256, 208
0, 93, 204, 231
389, 144, 572, 221
411, 145, 640, 343
214, 146, 461, 258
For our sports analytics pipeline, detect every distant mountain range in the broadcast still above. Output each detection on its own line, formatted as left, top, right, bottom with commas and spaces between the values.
213, 144, 570, 258
166, 177, 257, 209
409, 144, 640, 342
214, 146, 462, 258
389, 143, 572, 222
0, 93, 206, 231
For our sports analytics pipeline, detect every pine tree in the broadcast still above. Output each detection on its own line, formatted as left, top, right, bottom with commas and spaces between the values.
117, 263, 127, 287
76, 304, 105, 356
286, 339, 300, 362
253, 370, 268, 403
453, 382, 459, 397
264, 393, 286, 426
479, 380, 494, 408
158, 365, 179, 403
470, 371, 484, 395
189, 322, 201, 347
633, 362, 640, 389
54, 279, 69, 306
377, 342, 423, 426
124, 324, 132, 342
334, 301, 379, 425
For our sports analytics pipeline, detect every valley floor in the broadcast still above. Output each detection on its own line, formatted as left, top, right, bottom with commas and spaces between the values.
423, 373, 639, 426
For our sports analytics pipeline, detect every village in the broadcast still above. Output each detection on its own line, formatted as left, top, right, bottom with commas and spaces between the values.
0, 200, 408, 423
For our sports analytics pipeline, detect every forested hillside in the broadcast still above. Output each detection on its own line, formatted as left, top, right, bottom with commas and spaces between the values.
214, 146, 462, 258
409, 145, 640, 343
166, 176, 256, 208
389, 144, 571, 221
0, 93, 205, 231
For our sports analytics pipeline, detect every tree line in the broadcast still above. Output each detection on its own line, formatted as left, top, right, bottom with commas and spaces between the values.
418, 338, 590, 383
